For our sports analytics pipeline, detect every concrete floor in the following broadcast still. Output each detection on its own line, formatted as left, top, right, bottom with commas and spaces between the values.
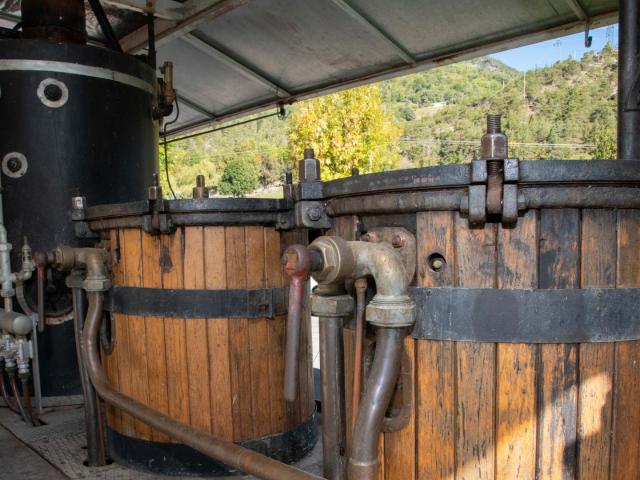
0, 406, 323, 480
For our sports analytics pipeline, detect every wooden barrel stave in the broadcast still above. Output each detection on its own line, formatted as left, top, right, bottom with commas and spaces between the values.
337, 207, 640, 480
102, 225, 315, 452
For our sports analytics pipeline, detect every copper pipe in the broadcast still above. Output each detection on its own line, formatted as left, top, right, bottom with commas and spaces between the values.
82, 292, 324, 480
20, 375, 38, 426
0, 367, 19, 415
351, 278, 367, 428
8, 371, 33, 426
282, 245, 314, 402
348, 327, 405, 480
36, 264, 46, 334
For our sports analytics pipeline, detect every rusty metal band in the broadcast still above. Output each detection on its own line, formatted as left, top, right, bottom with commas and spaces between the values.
410, 287, 640, 343
107, 412, 318, 476
108, 286, 288, 319
322, 160, 640, 198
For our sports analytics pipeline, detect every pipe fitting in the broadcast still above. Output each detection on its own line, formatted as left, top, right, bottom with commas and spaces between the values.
311, 294, 354, 318
0, 311, 33, 336
53, 247, 111, 292
309, 236, 354, 285
310, 236, 416, 327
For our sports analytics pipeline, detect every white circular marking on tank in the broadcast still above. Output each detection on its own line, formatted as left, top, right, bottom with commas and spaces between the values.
37, 78, 69, 108
2, 152, 28, 178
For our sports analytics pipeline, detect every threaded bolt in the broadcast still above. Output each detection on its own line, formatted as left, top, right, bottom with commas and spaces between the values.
196, 175, 205, 187
304, 148, 314, 159
487, 114, 502, 134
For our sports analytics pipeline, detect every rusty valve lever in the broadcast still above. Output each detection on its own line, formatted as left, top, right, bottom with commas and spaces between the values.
282, 245, 322, 402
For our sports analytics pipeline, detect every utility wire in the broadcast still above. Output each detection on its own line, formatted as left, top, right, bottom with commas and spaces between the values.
162, 96, 181, 199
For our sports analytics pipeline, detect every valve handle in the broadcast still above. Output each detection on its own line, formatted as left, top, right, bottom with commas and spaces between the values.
282, 245, 313, 403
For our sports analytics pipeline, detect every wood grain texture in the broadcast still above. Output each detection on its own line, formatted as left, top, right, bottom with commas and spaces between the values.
265, 227, 287, 433
183, 227, 211, 434
537, 209, 579, 480
454, 216, 496, 480
384, 337, 416, 480
246, 226, 272, 438
141, 233, 169, 442
578, 210, 616, 480
225, 226, 253, 441
105, 229, 123, 432
416, 211, 456, 480
204, 227, 234, 439
113, 229, 134, 436
161, 228, 191, 436
611, 210, 640, 480
496, 210, 538, 480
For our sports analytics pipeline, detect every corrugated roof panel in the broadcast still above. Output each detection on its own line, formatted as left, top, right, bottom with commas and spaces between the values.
194, 0, 407, 92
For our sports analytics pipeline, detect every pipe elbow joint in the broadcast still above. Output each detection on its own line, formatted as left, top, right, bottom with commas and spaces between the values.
309, 236, 415, 327
54, 246, 111, 292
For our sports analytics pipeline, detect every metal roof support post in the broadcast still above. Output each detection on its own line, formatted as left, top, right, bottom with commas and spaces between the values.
618, 0, 640, 160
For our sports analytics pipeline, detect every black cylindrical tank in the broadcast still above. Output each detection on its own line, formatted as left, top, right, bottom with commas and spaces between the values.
0, 39, 158, 396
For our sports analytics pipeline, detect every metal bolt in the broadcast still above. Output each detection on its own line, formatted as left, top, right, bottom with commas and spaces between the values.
431, 258, 443, 270
71, 196, 87, 210
428, 254, 446, 272
487, 114, 502, 134
306, 205, 323, 222
391, 234, 405, 248
351, 167, 360, 176
304, 148, 314, 159
361, 232, 379, 243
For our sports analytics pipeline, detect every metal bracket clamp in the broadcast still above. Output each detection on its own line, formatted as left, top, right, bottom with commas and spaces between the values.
294, 201, 333, 229
461, 158, 524, 225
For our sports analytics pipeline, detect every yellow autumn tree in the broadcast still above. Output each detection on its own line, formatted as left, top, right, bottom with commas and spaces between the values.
288, 84, 402, 180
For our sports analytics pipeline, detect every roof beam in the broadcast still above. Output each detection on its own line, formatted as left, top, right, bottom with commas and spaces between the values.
102, 0, 184, 20
564, 0, 589, 21
120, 0, 248, 53
177, 93, 216, 118
330, 0, 416, 66
182, 33, 290, 97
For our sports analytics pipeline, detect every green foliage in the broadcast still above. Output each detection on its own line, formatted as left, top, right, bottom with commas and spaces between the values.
593, 127, 617, 159
288, 85, 402, 180
161, 46, 618, 194
218, 157, 260, 197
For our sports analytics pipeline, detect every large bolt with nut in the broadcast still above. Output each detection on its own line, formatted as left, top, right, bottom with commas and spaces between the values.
298, 148, 321, 183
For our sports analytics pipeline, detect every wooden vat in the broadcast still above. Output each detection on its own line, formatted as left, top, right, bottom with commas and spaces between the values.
324, 160, 640, 480
85, 199, 316, 476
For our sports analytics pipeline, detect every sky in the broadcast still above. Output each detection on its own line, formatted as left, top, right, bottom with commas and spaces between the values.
491, 24, 618, 71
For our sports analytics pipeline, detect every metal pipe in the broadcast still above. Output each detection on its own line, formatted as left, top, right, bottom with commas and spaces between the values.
29, 316, 43, 417
36, 264, 46, 334
319, 316, 347, 480
87, 0, 122, 52
0, 311, 33, 336
72, 287, 107, 467
618, 0, 640, 160
8, 370, 32, 426
349, 242, 408, 299
352, 278, 367, 428
20, 375, 37, 426
0, 362, 19, 414
348, 327, 405, 480
282, 245, 314, 402
82, 292, 324, 480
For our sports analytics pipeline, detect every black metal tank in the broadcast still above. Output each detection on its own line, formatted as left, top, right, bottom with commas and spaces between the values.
0, 38, 158, 396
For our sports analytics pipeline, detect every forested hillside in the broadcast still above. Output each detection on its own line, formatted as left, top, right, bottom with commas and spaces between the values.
162, 44, 618, 197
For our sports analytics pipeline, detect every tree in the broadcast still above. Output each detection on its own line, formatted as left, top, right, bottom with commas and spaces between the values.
593, 127, 617, 159
218, 157, 259, 197
288, 84, 402, 180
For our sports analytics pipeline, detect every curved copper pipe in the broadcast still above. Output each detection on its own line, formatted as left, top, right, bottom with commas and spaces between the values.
0, 369, 19, 414
82, 292, 323, 480
348, 327, 405, 480
8, 372, 33, 426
